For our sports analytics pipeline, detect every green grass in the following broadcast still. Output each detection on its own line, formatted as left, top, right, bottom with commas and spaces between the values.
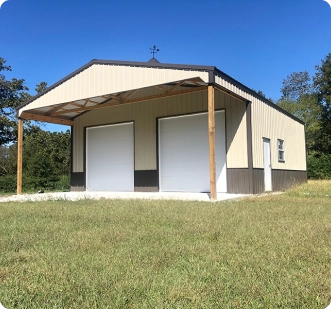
0, 181, 331, 308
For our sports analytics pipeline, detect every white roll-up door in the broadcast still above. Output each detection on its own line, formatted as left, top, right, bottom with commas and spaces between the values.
159, 111, 227, 192
86, 122, 134, 191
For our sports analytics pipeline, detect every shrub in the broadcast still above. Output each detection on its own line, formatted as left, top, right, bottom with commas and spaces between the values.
0, 174, 17, 193
307, 153, 331, 179
0, 174, 71, 193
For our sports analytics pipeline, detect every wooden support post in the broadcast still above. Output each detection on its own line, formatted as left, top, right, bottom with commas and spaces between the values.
17, 118, 23, 195
208, 85, 217, 200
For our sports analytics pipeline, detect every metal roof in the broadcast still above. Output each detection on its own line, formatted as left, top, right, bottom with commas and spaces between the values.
16, 59, 304, 126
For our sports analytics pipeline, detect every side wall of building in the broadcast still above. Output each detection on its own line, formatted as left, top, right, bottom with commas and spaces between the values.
250, 97, 307, 193
71, 89, 248, 191
215, 75, 307, 193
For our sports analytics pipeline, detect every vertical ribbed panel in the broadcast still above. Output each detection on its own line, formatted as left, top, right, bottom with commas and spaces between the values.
251, 97, 306, 170
73, 90, 247, 172
19, 65, 209, 115
215, 90, 247, 168
215, 76, 306, 171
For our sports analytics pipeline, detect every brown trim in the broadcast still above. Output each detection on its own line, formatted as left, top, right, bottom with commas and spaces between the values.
246, 101, 254, 194
304, 126, 308, 172
251, 168, 307, 194
71, 125, 84, 190
227, 168, 307, 195
208, 71, 215, 84
134, 170, 158, 187
70, 172, 85, 188
227, 168, 252, 194
271, 169, 307, 191
223, 108, 228, 193
83, 126, 86, 189
253, 168, 265, 194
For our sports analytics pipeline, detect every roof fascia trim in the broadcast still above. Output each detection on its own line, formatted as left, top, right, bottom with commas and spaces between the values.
93, 59, 215, 71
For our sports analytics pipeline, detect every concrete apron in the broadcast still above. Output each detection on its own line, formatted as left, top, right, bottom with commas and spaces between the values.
0, 192, 250, 203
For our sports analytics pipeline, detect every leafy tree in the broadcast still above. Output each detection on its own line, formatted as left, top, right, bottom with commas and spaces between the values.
0, 144, 17, 176
278, 71, 322, 154
314, 53, 331, 107
278, 93, 322, 153
313, 53, 331, 154
35, 81, 48, 94
251, 89, 274, 102
23, 128, 71, 190
0, 58, 31, 145
0, 57, 70, 192
277, 53, 331, 178
0, 128, 71, 192
0, 57, 48, 146
280, 71, 313, 101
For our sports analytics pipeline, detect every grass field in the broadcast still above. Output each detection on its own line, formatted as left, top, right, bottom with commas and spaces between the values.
0, 181, 330, 308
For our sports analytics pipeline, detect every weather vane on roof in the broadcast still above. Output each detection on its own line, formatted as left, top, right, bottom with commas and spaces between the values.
150, 45, 159, 58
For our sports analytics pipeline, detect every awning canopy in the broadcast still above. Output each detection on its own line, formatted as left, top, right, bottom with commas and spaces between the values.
19, 77, 208, 126
17, 59, 215, 126
17, 58, 303, 126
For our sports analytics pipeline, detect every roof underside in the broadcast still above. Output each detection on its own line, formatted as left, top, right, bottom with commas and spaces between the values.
17, 60, 214, 125
20, 77, 208, 126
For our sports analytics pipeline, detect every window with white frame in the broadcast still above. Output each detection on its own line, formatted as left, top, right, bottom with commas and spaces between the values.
278, 139, 285, 162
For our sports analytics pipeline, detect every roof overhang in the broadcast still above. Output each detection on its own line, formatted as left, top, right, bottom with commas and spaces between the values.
17, 59, 305, 126
20, 77, 209, 126
17, 60, 220, 125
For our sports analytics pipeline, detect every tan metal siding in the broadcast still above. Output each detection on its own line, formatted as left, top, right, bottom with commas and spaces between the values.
73, 90, 248, 172
215, 90, 248, 168
251, 97, 306, 170
215, 76, 306, 171
19, 65, 209, 116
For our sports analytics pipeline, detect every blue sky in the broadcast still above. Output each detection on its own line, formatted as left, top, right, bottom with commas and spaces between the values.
1, 0, 330, 132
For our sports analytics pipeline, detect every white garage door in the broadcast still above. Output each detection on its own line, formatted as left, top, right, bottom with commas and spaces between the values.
159, 111, 227, 192
86, 122, 134, 191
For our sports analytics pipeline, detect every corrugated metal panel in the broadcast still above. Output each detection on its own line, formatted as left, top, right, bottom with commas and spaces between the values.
215, 90, 248, 168
251, 97, 306, 170
227, 169, 252, 194
73, 90, 248, 172
19, 65, 209, 116
272, 170, 307, 191
253, 169, 264, 194
215, 76, 306, 171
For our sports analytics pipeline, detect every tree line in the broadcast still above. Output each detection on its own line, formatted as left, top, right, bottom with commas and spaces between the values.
0, 58, 70, 192
276, 53, 331, 179
0, 54, 330, 193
